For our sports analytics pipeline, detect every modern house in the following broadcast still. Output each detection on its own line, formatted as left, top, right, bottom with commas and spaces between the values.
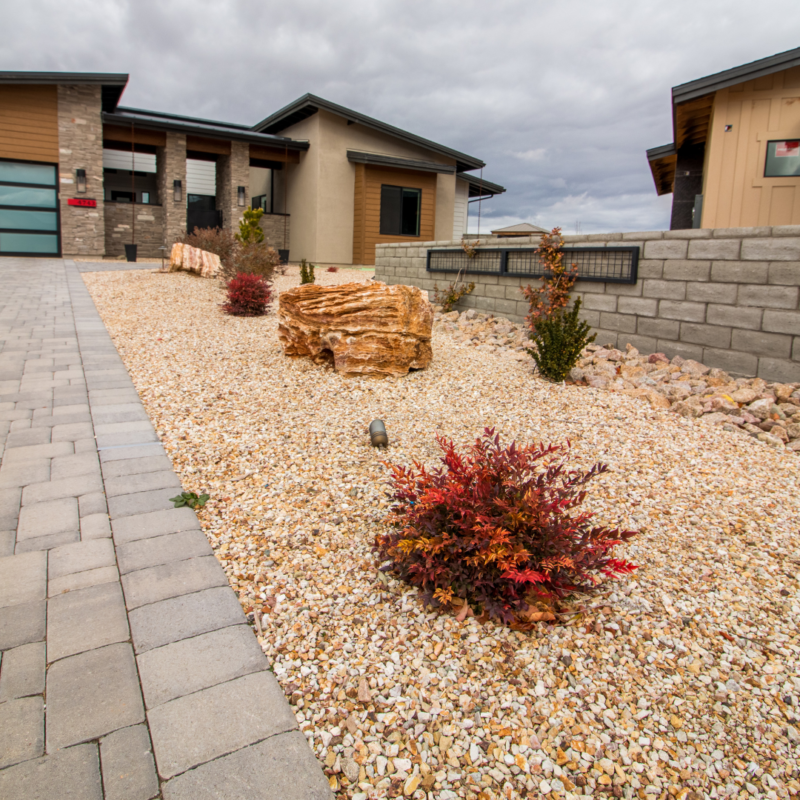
0, 73, 504, 264
647, 46, 800, 230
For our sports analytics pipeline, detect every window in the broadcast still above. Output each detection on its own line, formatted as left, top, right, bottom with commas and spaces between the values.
380, 185, 421, 236
765, 140, 800, 177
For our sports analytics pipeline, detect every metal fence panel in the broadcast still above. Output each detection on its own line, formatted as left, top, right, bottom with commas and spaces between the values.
426, 246, 639, 284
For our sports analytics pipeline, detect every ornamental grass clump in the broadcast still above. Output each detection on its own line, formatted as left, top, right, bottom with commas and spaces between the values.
223, 272, 272, 316
375, 428, 637, 629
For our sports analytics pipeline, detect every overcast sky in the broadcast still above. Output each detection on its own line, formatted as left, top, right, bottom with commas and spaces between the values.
4, 0, 800, 233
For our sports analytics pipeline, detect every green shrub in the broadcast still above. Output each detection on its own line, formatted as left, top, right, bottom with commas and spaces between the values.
434, 279, 475, 312
528, 298, 596, 382
236, 207, 265, 245
299, 258, 316, 285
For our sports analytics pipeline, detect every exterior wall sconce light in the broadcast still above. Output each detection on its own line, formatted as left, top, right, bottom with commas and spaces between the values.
369, 419, 388, 447
75, 169, 87, 193
173, 180, 182, 202
724, 125, 733, 132
238, 186, 246, 206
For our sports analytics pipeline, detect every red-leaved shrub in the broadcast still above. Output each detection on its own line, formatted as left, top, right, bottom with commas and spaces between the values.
375, 428, 637, 628
223, 273, 272, 317
326, 266, 338, 273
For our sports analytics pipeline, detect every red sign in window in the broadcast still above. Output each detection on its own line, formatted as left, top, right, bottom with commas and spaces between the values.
67, 198, 97, 208
776, 141, 800, 158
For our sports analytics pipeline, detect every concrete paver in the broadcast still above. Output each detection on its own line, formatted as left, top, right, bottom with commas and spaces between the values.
46, 643, 144, 752
147, 672, 298, 779
0, 641, 46, 701
0, 599, 46, 650
99, 724, 160, 800
122, 555, 228, 610
137, 625, 267, 708
47, 582, 129, 662
117, 528, 213, 574
0, 743, 103, 800
0, 696, 44, 768
0, 550, 46, 608
0, 258, 330, 799
161, 730, 333, 800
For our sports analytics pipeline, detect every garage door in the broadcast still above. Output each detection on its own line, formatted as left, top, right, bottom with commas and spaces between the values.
0, 160, 60, 256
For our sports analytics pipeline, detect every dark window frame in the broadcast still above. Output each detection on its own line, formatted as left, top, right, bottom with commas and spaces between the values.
0, 156, 61, 257
764, 139, 800, 178
379, 184, 422, 237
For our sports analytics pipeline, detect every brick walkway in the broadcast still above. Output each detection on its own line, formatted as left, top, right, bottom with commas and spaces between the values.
0, 258, 331, 799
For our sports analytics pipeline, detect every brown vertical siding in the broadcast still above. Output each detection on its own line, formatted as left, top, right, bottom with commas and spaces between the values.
0, 85, 59, 163
353, 165, 436, 265
702, 66, 800, 228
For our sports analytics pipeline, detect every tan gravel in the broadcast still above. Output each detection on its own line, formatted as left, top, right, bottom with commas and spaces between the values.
83, 266, 800, 800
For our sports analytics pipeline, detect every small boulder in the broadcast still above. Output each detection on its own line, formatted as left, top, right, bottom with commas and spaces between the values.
731, 387, 758, 405
169, 243, 221, 278
648, 352, 669, 364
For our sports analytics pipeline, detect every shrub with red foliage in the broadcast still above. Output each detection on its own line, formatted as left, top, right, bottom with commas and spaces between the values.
375, 428, 637, 628
326, 266, 338, 273
223, 273, 272, 317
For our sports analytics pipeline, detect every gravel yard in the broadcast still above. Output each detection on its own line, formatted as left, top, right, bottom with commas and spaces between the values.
83, 266, 800, 800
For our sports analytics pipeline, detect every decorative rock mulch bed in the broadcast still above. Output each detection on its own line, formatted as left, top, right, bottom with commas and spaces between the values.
83, 267, 800, 800
435, 310, 800, 454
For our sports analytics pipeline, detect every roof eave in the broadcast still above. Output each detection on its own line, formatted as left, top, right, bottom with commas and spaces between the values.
102, 111, 309, 150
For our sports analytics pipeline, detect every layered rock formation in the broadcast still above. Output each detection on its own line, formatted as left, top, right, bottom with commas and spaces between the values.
169, 243, 221, 278
278, 282, 433, 377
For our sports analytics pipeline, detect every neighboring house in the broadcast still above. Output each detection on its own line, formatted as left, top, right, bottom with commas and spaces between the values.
647, 46, 800, 230
0, 74, 504, 264
490, 222, 548, 237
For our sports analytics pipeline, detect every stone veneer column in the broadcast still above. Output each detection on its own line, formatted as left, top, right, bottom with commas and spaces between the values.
216, 141, 250, 233
57, 85, 105, 256
156, 132, 187, 247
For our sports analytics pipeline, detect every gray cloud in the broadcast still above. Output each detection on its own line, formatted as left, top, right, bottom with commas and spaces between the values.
3, 0, 799, 233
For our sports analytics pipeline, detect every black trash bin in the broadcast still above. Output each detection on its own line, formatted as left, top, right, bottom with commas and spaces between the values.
125, 244, 138, 263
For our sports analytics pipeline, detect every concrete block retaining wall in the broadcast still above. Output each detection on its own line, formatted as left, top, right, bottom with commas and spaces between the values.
374, 226, 800, 382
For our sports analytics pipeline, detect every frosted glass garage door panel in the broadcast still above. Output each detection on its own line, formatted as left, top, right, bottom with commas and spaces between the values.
0, 185, 57, 208
186, 159, 216, 195
0, 232, 59, 253
102, 150, 157, 173
0, 162, 57, 185
0, 209, 58, 231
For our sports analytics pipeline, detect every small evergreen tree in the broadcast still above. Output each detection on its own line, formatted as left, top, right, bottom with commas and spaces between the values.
528, 298, 596, 382
299, 258, 316, 285
236, 207, 265, 245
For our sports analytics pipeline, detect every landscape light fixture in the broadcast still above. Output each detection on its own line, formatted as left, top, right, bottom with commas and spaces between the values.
369, 419, 388, 447
75, 169, 86, 193
173, 180, 182, 202
238, 186, 246, 206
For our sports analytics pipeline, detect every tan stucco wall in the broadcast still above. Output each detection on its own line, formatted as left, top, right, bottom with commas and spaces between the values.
702, 66, 800, 228
276, 109, 458, 264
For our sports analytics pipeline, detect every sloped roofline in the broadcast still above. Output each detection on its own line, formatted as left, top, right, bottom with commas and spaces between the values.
0, 71, 129, 112
672, 45, 800, 105
254, 93, 485, 173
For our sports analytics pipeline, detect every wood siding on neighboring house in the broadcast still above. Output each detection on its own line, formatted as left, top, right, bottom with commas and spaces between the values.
702, 66, 800, 228
352, 164, 436, 265
0, 85, 59, 163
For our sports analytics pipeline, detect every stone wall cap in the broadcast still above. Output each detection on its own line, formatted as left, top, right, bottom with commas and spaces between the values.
711, 226, 772, 238
664, 229, 713, 239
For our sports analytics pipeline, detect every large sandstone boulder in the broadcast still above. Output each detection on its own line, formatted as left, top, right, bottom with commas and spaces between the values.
169, 243, 221, 278
278, 282, 433, 376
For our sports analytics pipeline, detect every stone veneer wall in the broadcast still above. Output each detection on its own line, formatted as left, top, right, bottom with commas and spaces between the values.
375, 226, 800, 383
104, 203, 165, 259
156, 131, 187, 249
57, 84, 105, 256
259, 213, 290, 252
216, 141, 250, 233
